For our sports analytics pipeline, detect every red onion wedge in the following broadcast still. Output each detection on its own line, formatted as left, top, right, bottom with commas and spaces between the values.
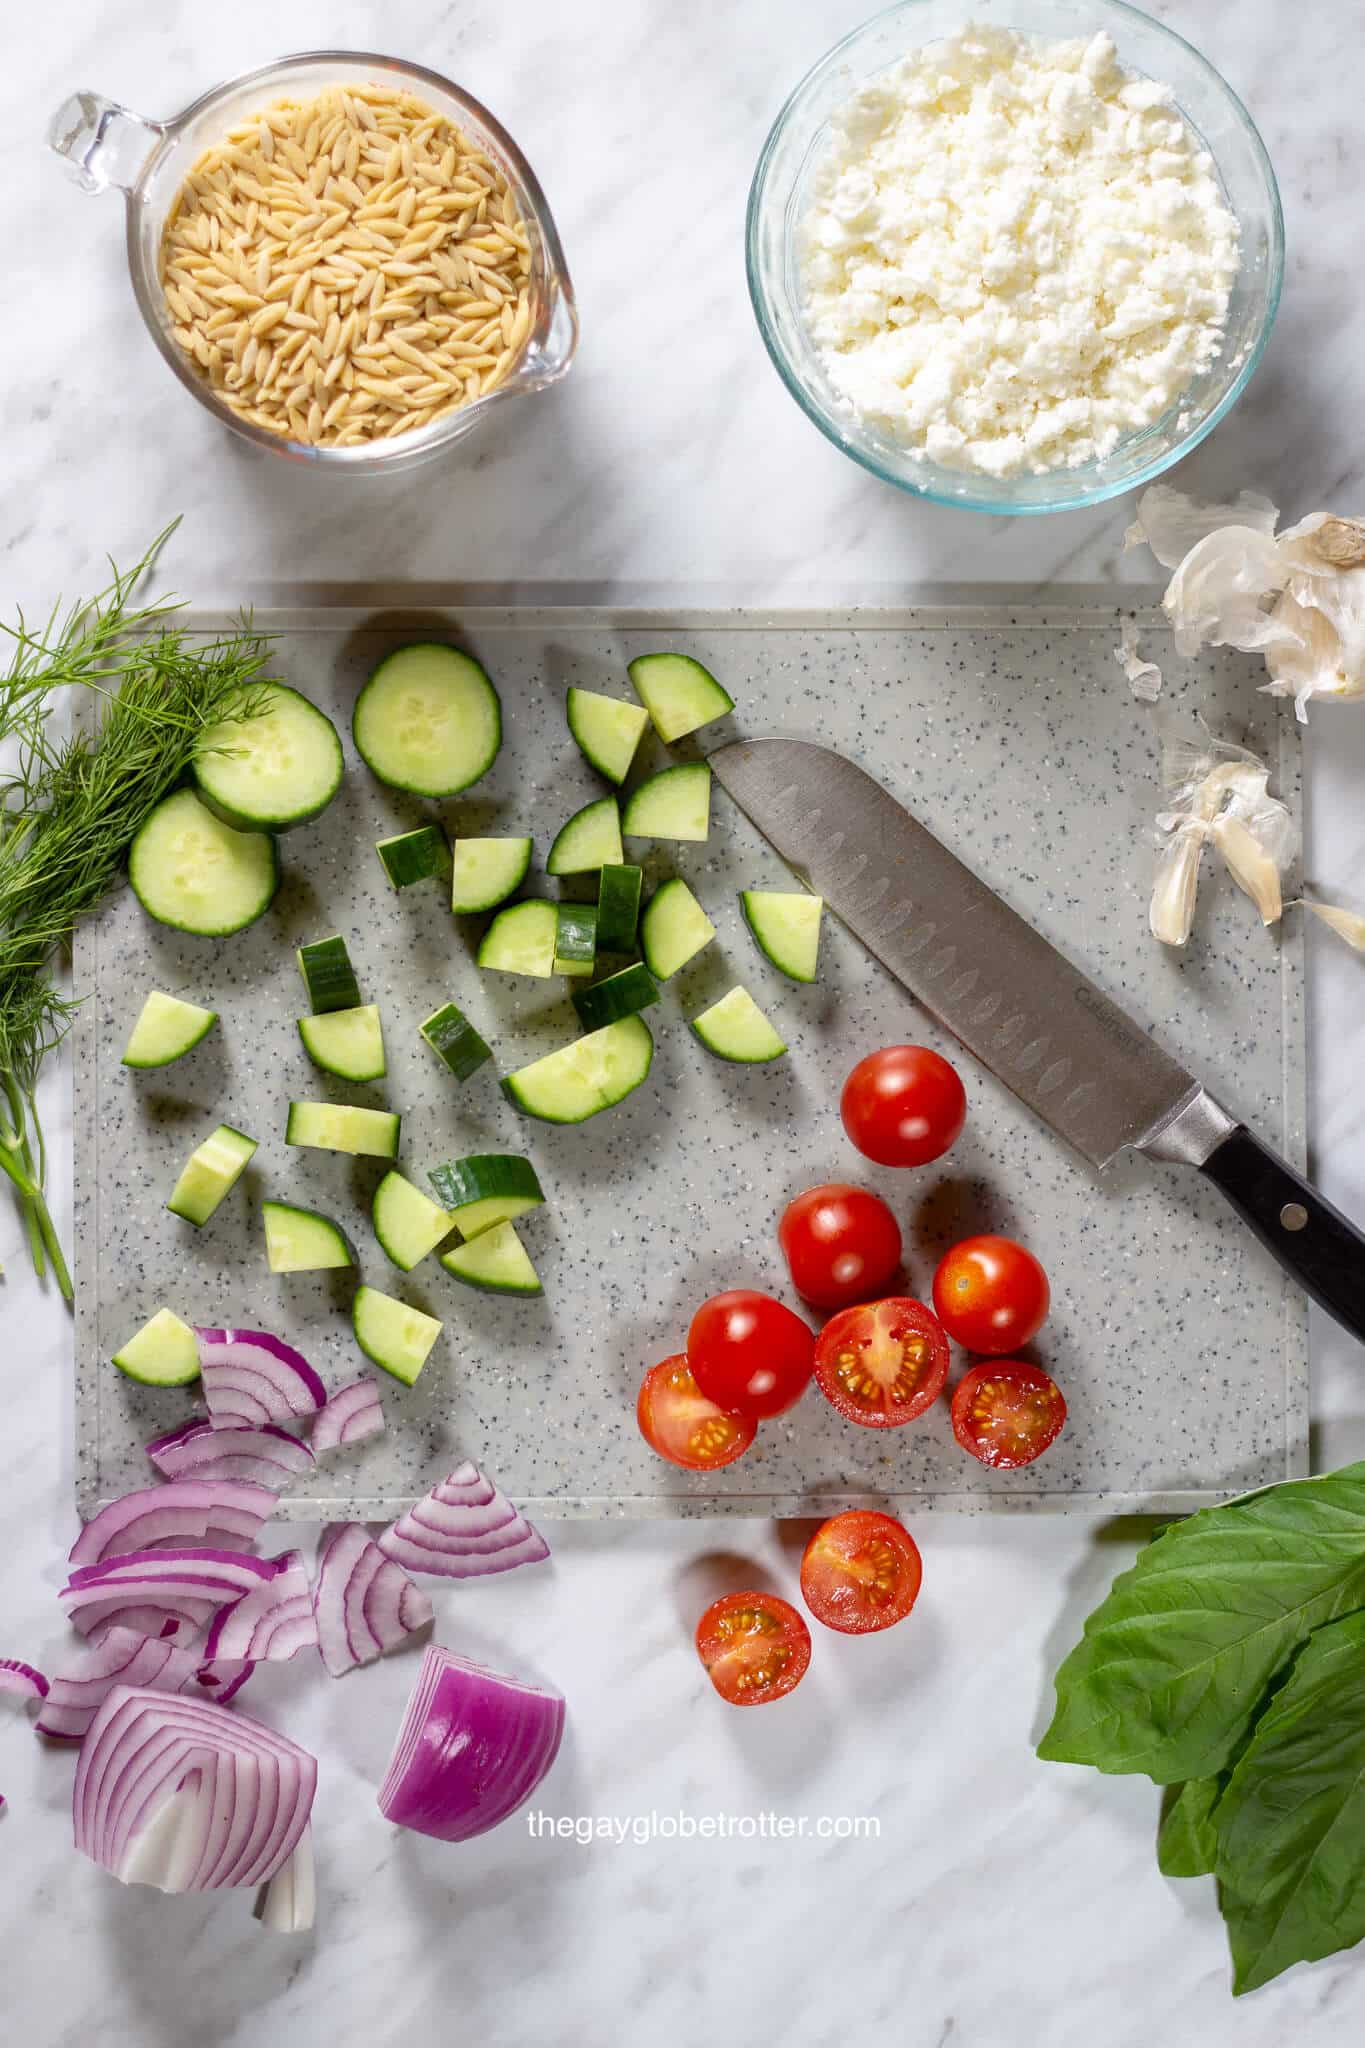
61, 1548, 286, 1646
253, 1822, 316, 1932
69, 1480, 275, 1567
378, 1645, 564, 1843
311, 1377, 385, 1456
197, 1328, 327, 1428
377, 1461, 549, 1580
75, 1684, 316, 1894
0, 1658, 48, 1702
203, 1552, 317, 1664
36, 1630, 200, 1743
147, 1420, 314, 1490
313, 1524, 433, 1677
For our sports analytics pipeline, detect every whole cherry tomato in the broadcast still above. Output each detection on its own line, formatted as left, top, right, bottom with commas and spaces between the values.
778, 1183, 902, 1310
841, 1045, 966, 1168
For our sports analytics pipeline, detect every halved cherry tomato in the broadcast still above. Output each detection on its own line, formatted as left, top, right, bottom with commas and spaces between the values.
799, 1511, 923, 1635
695, 1591, 811, 1705
636, 1356, 756, 1472
812, 1296, 949, 1427
951, 1361, 1067, 1469
841, 1044, 966, 1168
932, 1235, 1050, 1354
688, 1290, 815, 1420
778, 1183, 902, 1311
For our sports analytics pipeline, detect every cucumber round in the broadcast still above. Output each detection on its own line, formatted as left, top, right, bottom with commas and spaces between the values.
297, 1005, 386, 1082
129, 788, 279, 936
571, 963, 659, 1033
627, 652, 734, 743
262, 1200, 354, 1273
451, 837, 533, 915
440, 1220, 542, 1296
353, 1284, 442, 1386
621, 763, 711, 843
547, 797, 623, 877
286, 1101, 401, 1158
503, 1016, 654, 1125
353, 644, 501, 797
740, 891, 824, 983
691, 986, 786, 1064
111, 1307, 201, 1387
640, 878, 716, 980
121, 991, 218, 1070
372, 1171, 454, 1272
566, 688, 649, 784
427, 1155, 545, 1240
476, 899, 558, 978
194, 683, 344, 832
167, 1124, 258, 1226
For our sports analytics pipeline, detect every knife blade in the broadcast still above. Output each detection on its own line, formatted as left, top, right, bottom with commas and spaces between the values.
710, 737, 1365, 1343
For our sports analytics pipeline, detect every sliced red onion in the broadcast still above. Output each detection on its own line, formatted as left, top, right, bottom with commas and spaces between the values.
253, 1822, 315, 1932
313, 1524, 433, 1677
377, 1462, 549, 1580
69, 1480, 276, 1567
203, 1552, 317, 1665
191, 1658, 256, 1707
0, 1658, 48, 1702
311, 1377, 385, 1456
61, 1548, 285, 1645
197, 1328, 327, 1428
36, 1630, 200, 1743
147, 1420, 314, 1490
75, 1684, 316, 1893
378, 1645, 564, 1843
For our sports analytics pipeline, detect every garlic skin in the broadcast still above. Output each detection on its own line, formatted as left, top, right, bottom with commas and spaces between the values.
1114, 617, 1163, 701
1125, 485, 1279, 568
1293, 897, 1365, 953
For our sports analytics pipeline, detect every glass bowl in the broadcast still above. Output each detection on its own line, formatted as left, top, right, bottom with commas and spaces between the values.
746, 0, 1283, 515
49, 52, 578, 474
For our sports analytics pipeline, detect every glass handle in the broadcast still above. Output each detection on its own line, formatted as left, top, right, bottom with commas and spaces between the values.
48, 91, 163, 194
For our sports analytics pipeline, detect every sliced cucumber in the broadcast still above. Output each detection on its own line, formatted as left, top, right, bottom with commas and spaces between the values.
627, 652, 734, 743
440, 1220, 541, 1296
691, 986, 786, 1064
297, 1005, 386, 1082
477, 899, 557, 978
111, 1307, 201, 1387
566, 687, 649, 784
553, 904, 598, 977
167, 1124, 258, 1226
450, 837, 532, 915
419, 1002, 492, 1081
353, 643, 500, 797
352, 1285, 442, 1386
547, 797, 623, 876
740, 891, 824, 983
503, 1016, 654, 1125
427, 1154, 545, 1240
296, 934, 361, 1014
376, 825, 450, 890
640, 878, 716, 980
572, 963, 659, 1032
372, 1170, 454, 1272
129, 789, 278, 936
121, 991, 218, 1070
194, 682, 344, 832
262, 1200, 354, 1272
286, 1101, 401, 1158
596, 863, 642, 954
621, 763, 711, 842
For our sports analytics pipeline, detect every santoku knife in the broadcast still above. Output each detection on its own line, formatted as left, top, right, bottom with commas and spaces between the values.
709, 737, 1365, 1344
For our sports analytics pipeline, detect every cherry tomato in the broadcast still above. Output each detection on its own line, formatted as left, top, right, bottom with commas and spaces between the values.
636, 1355, 756, 1472
840, 1045, 966, 1168
687, 1290, 815, 1420
951, 1361, 1067, 1469
695, 1591, 811, 1706
932, 1235, 1050, 1354
799, 1511, 923, 1635
778, 1183, 902, 1311
812, 1296, 949, 1428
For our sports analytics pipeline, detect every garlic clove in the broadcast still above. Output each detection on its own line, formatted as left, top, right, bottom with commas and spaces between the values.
1150, 822, 1207, 947
1210, 813, 1284, 926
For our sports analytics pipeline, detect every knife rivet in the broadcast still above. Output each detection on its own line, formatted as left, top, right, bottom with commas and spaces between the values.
1279, 1203, 1309, 1233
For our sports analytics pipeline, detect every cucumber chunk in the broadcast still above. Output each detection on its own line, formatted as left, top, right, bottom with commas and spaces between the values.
376, 825, 450, 889
353, 643, 501, 797
553, 904, 598, 977
286, 1101, 401, 1158
129, 789, 279, 936
167, 1124, 258, 1226
691, 986, 786, 1064
353, 1285, 442, 1386
194, 682, 344, 832
572, 963, 659, 1032
427, 1154, 545, 1239
621, 763, 711, 842
596, 863, 642, 954
627, 652, 734, 743
111, 1307, 201, 1387
450, 837, 532, 915
547, 797, 623, 876
503, 1016, 653, 1125
440, 1220, 542, 1296
372, 1170, 454, 1272
296, 934, 361, 1014
262, 1200, 354, 1273
297, 1005, 386, 1082
419, 1002, 492, 1081
121, 992, 218, 1070
566, 687, 650, 784
640, 878, 716, 980
477, 899, 557, 978
740, 890, 824, 983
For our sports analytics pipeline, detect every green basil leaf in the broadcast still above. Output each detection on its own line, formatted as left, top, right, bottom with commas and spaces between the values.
1216, 1610, 1365, 1995
1038, 1465, 1365, 1783
1158, 1777, 1222, 1879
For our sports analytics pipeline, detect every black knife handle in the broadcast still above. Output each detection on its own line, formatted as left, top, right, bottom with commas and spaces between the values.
1200, 1127, 1365, 1343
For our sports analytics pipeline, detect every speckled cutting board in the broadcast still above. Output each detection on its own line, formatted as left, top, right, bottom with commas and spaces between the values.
72, 606, 1308, 1519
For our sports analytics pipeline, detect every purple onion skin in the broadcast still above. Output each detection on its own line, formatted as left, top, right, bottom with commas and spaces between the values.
380, 1657, 565, 1844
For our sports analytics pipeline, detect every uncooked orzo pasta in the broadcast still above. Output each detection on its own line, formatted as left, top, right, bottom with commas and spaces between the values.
158, 84, 534, 447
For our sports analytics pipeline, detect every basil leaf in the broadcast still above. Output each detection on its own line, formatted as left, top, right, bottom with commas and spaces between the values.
1216, 1610, 1365, 1995
1038, 1465, 1365, 1783
1158, 1777, 1222, 1879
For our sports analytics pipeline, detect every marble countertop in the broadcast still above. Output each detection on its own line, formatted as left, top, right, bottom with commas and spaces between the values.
5, 0, 1365, 2039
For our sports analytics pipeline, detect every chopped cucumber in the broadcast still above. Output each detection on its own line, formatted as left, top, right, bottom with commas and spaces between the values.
553, 904, 598, 977
372, 1170, 454, 1272
419, 1002, 492, 1081
440, 1220, 541, 1296
194, 682, 344, 832
740, 890, 824, 983
296, 934, 361, 1014
503, 1016, 653, 1125
129, 788, 278, 936
167, 1124, 258, 1226
547, 797, 623, 876
352, 1285, 442, 1386
111, 1307, 201, 1387
566, 687, 649, 784
477, 899, 557, 978
121, 992, 218, 1070
353, 644, 501, 797
640, 878, 716, 979
450, 837, 532, 915
376, 825, 450, 889
427, 1154, 545, 1239
262, 1200, 354, 1273
627, 652, 734, 743
572, 963, 659, 1032
621, 763, 711, 842
596, 864, 642, 954
691, 986, 786, 1064
297, 1005, 386, 1082
286, 1101, 401, 1158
